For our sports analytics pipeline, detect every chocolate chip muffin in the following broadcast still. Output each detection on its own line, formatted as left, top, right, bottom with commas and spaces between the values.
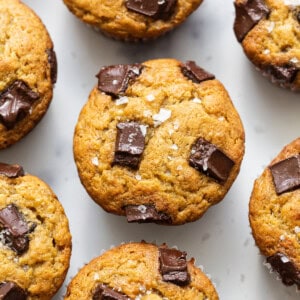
64, 242, 219, 300
0, 0, 57, 149
73, 58, 245, 225
0, 162, 71, 299
234, 0, 300, 91
249, 138, 300, 289
62, 0, 203, 41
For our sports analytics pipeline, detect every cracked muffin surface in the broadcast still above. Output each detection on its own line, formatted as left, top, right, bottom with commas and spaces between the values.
73, 58, 245, 225
234, 0, 300, 91
0, 0, 57, 149
0, 163, 71, 300
62, 0, 203, 41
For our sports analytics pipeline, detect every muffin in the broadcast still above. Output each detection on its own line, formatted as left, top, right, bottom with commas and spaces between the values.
62, 0, 203, 41
73, 58, 245, 225
249, 138, 300, 289
0, 162, 71, 299
0, 0, 57, 149
64, 242, 219, 300
233, 0, 300, 91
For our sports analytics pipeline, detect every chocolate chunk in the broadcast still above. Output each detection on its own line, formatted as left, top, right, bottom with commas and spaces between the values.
125, 205, 172, 224
96, 64, 142, 98
269, 155, 300, 195
159, 246, 190, 286
189, 137, 234, 183
112, 122, 145, 169
181, 61, 215, 83
297, 11, 300, 23
0, 163, 24, 178
93, 283, 129, 300
46, 48, 57, 84
0, 81, 39, 129
267, 253, 300, 287
234, 0, 270, 42
0, 204, 33, 254
125, 0, 177, 20
265, 64, 298, 85
0, 282, 27, 300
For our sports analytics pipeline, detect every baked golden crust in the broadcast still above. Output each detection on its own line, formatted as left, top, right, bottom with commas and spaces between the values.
73, 58, 245, 225
249, 138, 300, 271
64, 242, 219, 300
0, 0, 56, 148
62, 0, 203, 41
234, 0, 300, 91
0, 173, 72, 299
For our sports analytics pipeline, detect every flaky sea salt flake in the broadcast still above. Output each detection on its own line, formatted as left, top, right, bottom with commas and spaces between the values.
192, 98, 202, 103
115, 96, 128, 105
146, 94, 155, 102
153, 108, 171, 126
91, 157, 99, 166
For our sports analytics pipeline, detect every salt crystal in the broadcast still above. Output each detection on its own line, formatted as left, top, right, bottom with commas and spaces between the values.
153, 109, 171, 126
263, 49, 270, 55
170, 144, 178, 150
115, 97, 128, 105
168, 129, 174, 135
294, 226, 300, 233
192, 98, 202, 103
279, 234, 285, 241
266, 21, 275, 33
218, 116, 225, 121
173, 121, 179, 130
94, 273, 100, 280
284, 0, 300, 5
139, 125, 148, 137
290, 57, 299, 64
135, 174, 142, 181
91, 157, 99, 166
280, 255, 290, 263
112, 79, 118, 85
146, 94, 155, 102
176, 165, 183, 170
138, 205, 147, 213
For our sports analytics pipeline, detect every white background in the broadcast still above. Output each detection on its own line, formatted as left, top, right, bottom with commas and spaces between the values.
2, 0, 300, 299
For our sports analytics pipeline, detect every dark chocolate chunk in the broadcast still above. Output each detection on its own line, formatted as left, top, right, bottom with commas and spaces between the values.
96, 64, 142, 97
269, 155, 300, 195
93, 283, 129, 300
267, 253, 300, 287
265, 64, 298, 85
234, 0, 270, 42
46, 48, 57, 84
125, 0, 177, 20
125, 205, 171, 224
189, 137, 234, 183
112, 122, 145, 169
181, 61, 215, 83
297, 11, 300, 23
0, 282, 27, 300
159, 246, 190, 286
0, 81, 39, 129
0, 204, 33, 254
0, 163, 24, 178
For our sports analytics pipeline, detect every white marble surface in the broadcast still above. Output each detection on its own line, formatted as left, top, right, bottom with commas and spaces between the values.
2, 0, 300, 299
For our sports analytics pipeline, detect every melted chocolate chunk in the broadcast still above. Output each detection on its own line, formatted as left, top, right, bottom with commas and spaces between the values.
189, 138, 234, 183
113, 122, 145, 169
0, 163, 24, 178
234, 0, 270, 42
125, 205, 172, 224
265, 64, 298, 85
93, 283, 129, 300
267, 253, 300, 287
97, 64, 142, 97
125, 0, 177, 20
0, 282, 27, 300
46, 48, 57, 84
269, 155, 300, 195
0, 204, 34, 254
181, 61, 215, 83
159, 246, 190, 286
0, 81, 39, 129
